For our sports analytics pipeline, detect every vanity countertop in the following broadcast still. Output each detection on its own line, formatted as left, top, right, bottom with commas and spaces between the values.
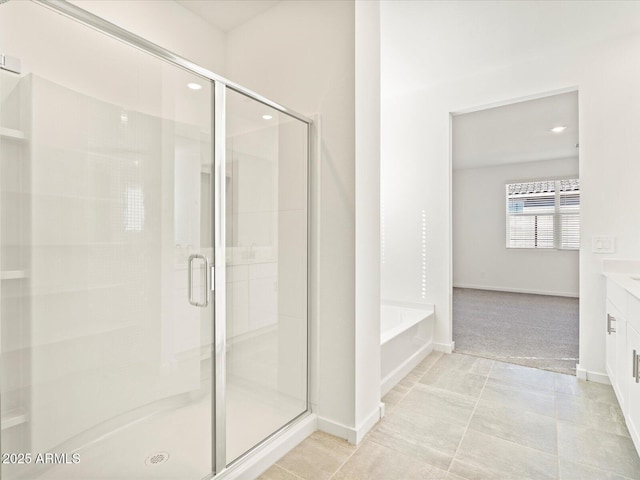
602, 259, 640, 300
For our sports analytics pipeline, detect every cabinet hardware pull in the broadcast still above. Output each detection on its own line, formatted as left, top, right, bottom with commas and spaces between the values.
634, 350, 638, 380
188, 254, 210, 307
607, 314, 617, 334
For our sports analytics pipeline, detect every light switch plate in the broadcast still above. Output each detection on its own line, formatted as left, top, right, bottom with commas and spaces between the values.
592, 235, 616, 254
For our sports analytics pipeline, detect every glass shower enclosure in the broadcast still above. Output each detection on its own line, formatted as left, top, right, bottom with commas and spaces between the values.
0, 1, 310, 479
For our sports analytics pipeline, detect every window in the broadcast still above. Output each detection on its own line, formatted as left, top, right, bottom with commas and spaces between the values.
506, 179, 580, 250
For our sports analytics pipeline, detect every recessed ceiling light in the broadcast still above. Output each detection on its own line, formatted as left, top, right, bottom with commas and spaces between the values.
187, 82, 202, 90
262, 114, 273, 120
550, 126, 567, 133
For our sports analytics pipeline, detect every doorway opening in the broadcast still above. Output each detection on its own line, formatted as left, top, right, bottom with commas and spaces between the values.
451, 90, 579, 375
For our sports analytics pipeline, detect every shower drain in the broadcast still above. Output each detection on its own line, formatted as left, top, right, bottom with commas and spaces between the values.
145, 452, 170, 466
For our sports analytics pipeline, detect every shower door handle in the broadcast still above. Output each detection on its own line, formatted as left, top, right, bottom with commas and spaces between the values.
188, 254, 210, 307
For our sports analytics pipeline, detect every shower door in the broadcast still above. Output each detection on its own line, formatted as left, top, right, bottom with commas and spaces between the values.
0, 1, 311, 478
222, 88, 309, 465
0, 2, 215, 479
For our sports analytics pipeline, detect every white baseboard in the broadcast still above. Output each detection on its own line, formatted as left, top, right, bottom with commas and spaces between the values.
434, 341, 455, 354
216, 413, 317, 480
317, 416, 351, 441
453, 283, 579, 298
576, 364, 611, 384
381, 343, 433, 396
318, 403, 384, 445
354, 405, 384, 444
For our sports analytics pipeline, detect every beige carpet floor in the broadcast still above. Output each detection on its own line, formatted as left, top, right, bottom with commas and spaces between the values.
452, 288, 579, 375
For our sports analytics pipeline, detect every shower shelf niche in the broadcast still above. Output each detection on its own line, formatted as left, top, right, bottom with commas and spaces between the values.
0, 270, 27, 280
0, 72, 32, 457
0, 127, 26, 141
1, 410, 27, 430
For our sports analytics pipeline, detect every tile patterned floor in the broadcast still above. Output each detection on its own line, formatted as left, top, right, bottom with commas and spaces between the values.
259, 352, 640, 480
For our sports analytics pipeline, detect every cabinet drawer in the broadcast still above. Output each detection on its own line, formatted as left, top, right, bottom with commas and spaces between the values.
607, 278, 628, 316
628, 293, 640, 334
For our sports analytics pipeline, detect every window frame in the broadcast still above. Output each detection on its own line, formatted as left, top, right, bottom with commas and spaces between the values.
505, 178, 580, 251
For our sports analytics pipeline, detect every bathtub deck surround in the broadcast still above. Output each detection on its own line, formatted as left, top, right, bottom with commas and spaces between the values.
260, 352, 640, 480
380, 302, 435, 395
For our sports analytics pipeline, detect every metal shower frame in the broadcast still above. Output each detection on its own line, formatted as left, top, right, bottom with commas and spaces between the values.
13, 1, 314, 477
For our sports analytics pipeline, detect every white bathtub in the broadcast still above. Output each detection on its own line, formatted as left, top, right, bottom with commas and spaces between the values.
380, 302, 435, 396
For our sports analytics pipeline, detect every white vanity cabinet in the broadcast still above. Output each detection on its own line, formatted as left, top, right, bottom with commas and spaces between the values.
626, 294, 640, 447
605, 273, 640, 456
606, 279, 628, 410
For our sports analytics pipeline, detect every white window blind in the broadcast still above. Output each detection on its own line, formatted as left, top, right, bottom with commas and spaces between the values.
506, 179, 580, 250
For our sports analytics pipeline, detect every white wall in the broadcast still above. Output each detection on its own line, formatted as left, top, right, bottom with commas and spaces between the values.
381, 0, 640, 378
453, 157, 579, 297
71, 0, 226, 74
354, 0, 381, 441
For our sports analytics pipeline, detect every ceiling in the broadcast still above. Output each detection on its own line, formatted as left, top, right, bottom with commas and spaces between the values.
453, 91, 578, 170
176, 0, 280, 32
382, 1, 640, 95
